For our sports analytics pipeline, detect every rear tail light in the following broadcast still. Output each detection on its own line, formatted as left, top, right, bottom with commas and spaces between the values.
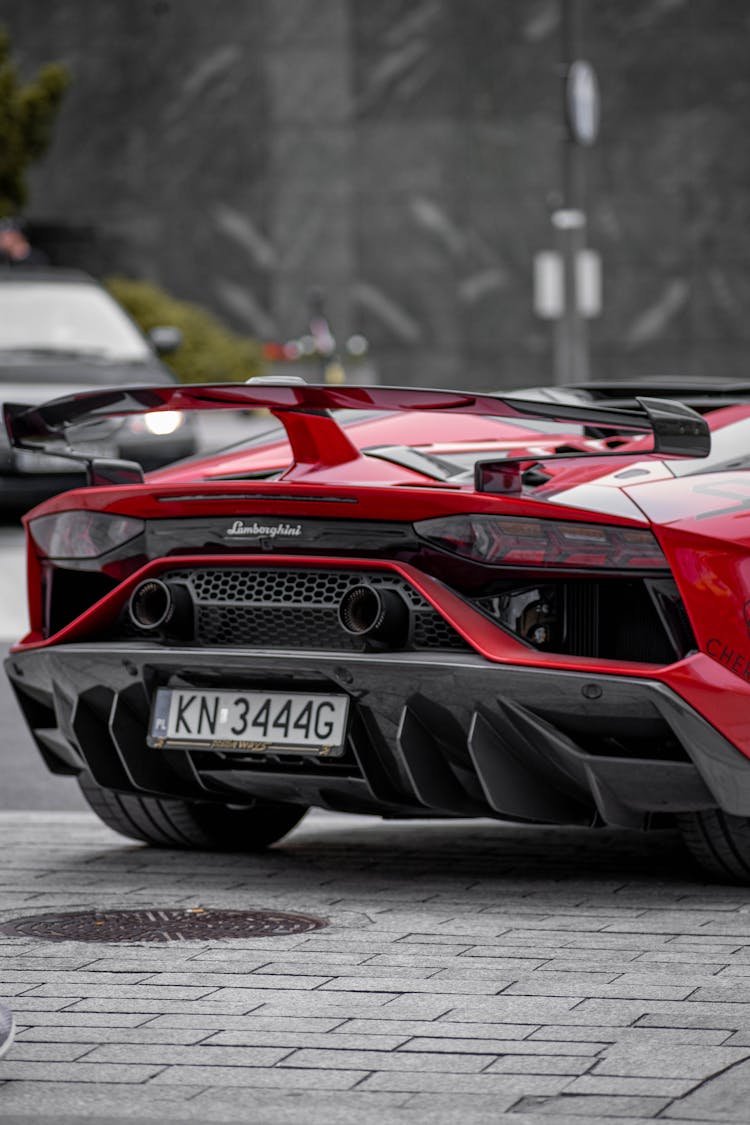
414, 514, 667, 569
29, 511, 144, 560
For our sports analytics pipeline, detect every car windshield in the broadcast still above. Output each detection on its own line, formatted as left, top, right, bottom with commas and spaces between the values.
0, 281, 151, 362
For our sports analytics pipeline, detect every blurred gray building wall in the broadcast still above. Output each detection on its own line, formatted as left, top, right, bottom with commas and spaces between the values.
1, 0, 749, 389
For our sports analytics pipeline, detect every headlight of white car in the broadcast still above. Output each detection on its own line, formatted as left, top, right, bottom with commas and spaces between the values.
142, 410, 185, 436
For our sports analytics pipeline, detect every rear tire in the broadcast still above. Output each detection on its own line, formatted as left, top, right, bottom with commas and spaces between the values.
678, 809, 750, 883
77, 773, 307, 851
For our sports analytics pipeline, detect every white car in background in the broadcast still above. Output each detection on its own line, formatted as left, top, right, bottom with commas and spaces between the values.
0, 269, 196, 508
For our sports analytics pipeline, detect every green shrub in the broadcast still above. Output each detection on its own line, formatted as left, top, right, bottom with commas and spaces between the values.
0, 26, 69, 215
106, 276, 264, 384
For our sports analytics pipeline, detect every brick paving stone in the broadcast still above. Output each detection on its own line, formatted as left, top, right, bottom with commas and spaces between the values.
0, 983, 50, 997
408, 1101, 667, 1125
667, 938, 746, 949
338, 995, 454, 1018
505, 974, 697, 1000
338, 1019, 539, 1038
255, 960, 439, 977
510, 1093, 673, 1116
149, 1065, 368, 1088
484, 1055, 593, 1075
711, 965, 750, 979
5, 810, 750, 1120
2, 995, 76, 1012
690, 983, 750, 1003
250, 990, 404, 1010
317, 975, 513, 994
421, 997, 583, 1022
57, 997, 268, 1015
43, 1091, 405, 1125
23, 982, 221, 999
189, 1088, 414, 1114
356, 1071, 571, 1094
16, 1024, 224, 1045
13, 1011, 151, 1028
205, 1030, 410, 1050
637, 1011, 750, 1031
398, 1093, 529, 1118
379, 952, 549, 968
92, 956, 279, 974
431, 964, 550, 981
4, 1042, 95, 1062
0, 1061, 164, 1082
553, 999, 660, 1023
83, 1043, 296, 1066
637, 950, 747, 965
403, 1035, 605, 1055
0, 1080, 208, 1111
463, 944, 640, 962
161, 972, 335, 991
279, 1046, 493, 1072
185, 1090, 416, 1123
634, 1003, 750, 1030
0, 956, 101, 971
146, 1013, 346, 1032
545, 959, 722, 979
396, 935, 492, 949
192, 952, 371, 969
296, 937, 426, 952
564, 1074, 699, 1096
595, 1042, 750, 1079
0, 968, 153, 985
663, 1056, 750, 1120
530, 1024, 731, 1045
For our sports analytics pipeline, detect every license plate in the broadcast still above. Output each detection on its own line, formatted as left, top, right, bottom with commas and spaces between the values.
148, 688, 350, 756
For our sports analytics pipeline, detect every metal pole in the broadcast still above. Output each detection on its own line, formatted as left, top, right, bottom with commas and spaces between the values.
554, 0, 590, 385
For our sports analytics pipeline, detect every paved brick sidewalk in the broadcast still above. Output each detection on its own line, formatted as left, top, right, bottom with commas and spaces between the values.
1, 810, 750, 1123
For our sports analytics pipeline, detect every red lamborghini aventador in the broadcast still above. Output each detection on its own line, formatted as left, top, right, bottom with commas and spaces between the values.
6, 378, 750, 882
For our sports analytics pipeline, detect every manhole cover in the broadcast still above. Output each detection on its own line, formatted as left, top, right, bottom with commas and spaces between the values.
0, 908, 328, 943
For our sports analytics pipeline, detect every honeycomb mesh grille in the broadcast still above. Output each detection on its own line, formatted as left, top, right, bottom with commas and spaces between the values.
162, 568, 467, 651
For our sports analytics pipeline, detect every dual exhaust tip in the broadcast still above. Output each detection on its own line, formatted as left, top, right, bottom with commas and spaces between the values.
337, 584, 408, 645
129, 578, 409, 646
128, 579, 192, 637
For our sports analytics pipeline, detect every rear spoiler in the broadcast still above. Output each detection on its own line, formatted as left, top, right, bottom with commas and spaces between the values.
518, 380, 750, 413
3, 381, 711, 486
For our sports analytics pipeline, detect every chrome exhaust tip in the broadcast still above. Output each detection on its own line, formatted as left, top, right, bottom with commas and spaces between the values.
129, 579, 171, 630
128, 579, 192, 637
338, 584, 408, 645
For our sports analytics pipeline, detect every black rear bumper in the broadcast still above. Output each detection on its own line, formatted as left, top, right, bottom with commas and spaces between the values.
7, 643, 750, 828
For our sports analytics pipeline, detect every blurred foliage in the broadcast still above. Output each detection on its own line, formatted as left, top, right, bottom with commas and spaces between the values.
0, 26, 69, 215
106, 276, 264, 384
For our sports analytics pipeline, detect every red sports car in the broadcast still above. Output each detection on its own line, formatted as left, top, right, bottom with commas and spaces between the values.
6, 378, 750, 882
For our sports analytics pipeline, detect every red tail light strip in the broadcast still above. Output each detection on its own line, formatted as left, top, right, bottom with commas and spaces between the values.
415, 514, 667, 570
